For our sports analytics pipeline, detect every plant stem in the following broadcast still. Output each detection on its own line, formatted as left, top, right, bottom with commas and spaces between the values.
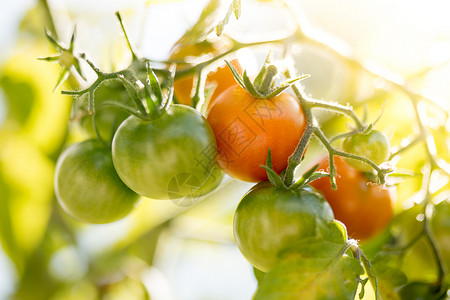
306, 97, 365, 131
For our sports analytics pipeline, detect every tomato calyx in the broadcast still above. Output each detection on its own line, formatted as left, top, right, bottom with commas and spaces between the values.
262, 149, 329, 190
38, 27, 86, 91
227, 53, 309, 99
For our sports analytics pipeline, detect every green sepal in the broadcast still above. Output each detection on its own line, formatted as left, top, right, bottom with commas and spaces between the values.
53, 67, 70, 92
288, 164, 330, 190
225, 60, 245, 88
44, 28, 63, 50
264, 74, 310, 99
261, 149, 287, 189
146, 63, 163, 106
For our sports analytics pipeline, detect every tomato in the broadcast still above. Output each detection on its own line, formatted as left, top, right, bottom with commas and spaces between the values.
233, 182, 336, 272
79, 80, 133, 143
310, 156, 395, 240
112, 104, 222, 200
169, 39, 242, 107
206, 85, 306, 182
54, 140, 139, 224
342, 129, 390, 172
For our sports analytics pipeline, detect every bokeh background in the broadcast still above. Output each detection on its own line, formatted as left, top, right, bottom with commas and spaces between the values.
1, 0, 450, 299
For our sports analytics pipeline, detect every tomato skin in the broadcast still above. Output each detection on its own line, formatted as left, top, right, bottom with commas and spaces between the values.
233, 182, 335, 272
112, 105, 222, 200
170, 40, 242, 107
342, 129, 390, 172
206, 85, 306, 182
54, 140, 139, 224
310, 156, 394, 240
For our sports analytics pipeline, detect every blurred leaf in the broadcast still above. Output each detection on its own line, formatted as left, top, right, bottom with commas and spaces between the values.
174, 0, 222, 47
370, 253, 407, 299
0, 44, 72, 156
216, 0, 241, 35
255, 238, 363, 299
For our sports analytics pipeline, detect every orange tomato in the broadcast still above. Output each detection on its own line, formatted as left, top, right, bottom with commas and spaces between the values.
169, 40, 242, 107
310, 156, 395, 240
206, 85, 306, 182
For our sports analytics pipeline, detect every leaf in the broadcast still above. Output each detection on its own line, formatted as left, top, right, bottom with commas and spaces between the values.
370, 252, 407, 299
175, 0, 221, 47
255, 239, 363, 300
216, 0, 241, 36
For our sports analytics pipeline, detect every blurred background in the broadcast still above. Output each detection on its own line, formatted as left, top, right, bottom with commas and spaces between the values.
0, 0, 449, 299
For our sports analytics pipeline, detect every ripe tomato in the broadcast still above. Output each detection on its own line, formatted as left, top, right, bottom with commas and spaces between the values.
169, 40, 242, 107
310, 156, 395, 240
342, 129, 390, 172
233, 182, 336, 272
206, 85, 306, 182
54, 140, 139, 224
112, 105, 222, 200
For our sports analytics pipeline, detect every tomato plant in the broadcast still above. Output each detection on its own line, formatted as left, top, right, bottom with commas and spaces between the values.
233, 181, 337, 272
112, 104, 222, 200
170, 39, 242, 107
24, 0, 449, 299
54, 139, 139, 224
207, 65, 307, 182
342, 129, 390, 172
310, 156, 394, 240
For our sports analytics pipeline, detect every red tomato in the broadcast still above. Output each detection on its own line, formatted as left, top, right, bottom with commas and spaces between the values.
310, 156, 395, 240
206, 85, 306, 182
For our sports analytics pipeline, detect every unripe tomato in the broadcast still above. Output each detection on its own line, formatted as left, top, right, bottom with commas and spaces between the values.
112, 105, 222, 200
169, 40, 242, 107
342, 129, 390, 172
79, 80, 132, 143
310, 156, 395, 240
54, 140, 139, 224
207, 85, 306, 182
234, 182, 335, 272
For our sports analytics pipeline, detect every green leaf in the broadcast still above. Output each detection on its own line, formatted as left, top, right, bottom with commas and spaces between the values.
216, 0, 241, 36
176, 0, 221, 46
255, 239, 363, 300
370, 252, 407, 299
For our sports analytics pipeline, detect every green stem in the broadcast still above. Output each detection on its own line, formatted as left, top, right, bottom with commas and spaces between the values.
282, 71, 315, 186
306, 97, 365, 131
313, 128, 386, 184
388, 135, 421, 160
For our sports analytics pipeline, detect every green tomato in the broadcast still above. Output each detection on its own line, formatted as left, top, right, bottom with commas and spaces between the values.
342, 129, 390, 172
80, 80, 133, 143
55, 140, 139, 224
233, 182, 335, 272
112, 104, 222, 200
